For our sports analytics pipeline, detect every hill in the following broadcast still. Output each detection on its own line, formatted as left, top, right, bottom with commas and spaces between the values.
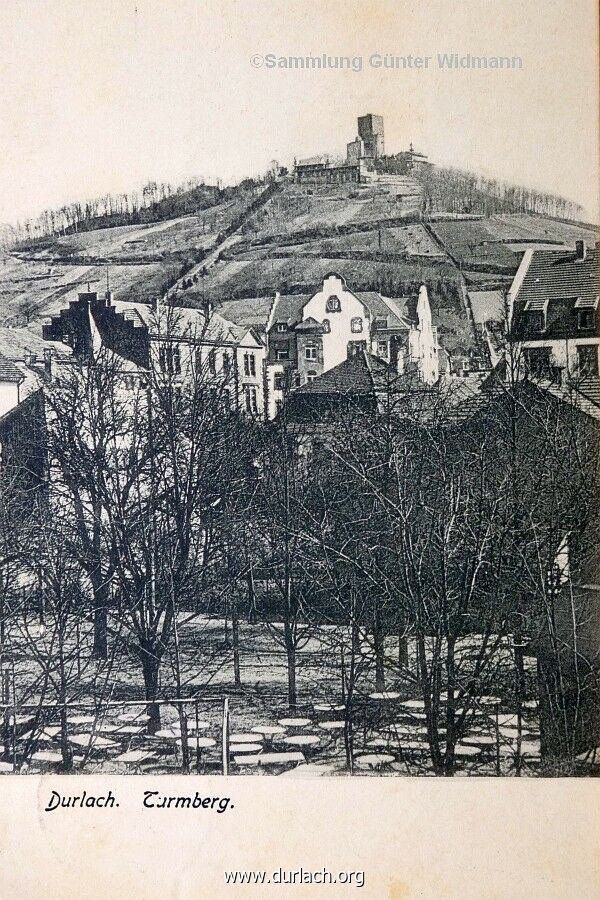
1, 175, 597, 370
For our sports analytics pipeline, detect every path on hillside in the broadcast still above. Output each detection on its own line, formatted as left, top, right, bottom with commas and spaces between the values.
167, 181, 282, 297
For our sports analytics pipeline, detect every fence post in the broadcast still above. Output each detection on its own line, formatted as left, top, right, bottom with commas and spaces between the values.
194, 700, 201, 773
222, 697, 230, 775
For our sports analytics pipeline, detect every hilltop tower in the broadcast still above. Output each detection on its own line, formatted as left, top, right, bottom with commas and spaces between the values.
357, 114, 384, 159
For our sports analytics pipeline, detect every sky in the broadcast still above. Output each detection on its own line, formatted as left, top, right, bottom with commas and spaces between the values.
0, 0, 598, 223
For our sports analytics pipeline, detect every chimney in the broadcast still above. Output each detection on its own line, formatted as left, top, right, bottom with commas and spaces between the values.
575, 240, 587, 260
105, 290, 113, 306
23, 350, 32, 366
152, 296, 160, 314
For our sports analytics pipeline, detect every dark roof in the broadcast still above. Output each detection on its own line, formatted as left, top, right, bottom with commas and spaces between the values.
512, 245, 599, 339
270, 294, 310, 326
294, 353, 377, 396
295, 317, 325, 334
0, 354, 24, 384
518, 246, 599, 305
293, 351, 424, 402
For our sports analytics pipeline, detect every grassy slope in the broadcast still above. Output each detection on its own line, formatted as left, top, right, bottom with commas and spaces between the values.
2, 180, 597, 358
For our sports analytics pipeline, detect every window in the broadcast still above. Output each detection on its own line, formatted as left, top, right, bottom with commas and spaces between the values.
347, 340, 367, 358
377, 339, 388, 358
326, 295, 341, 313
273, 372, 285, 391
222, 352, 231, 375
373, 317, 388, 330
304, 345, 317, 360
195, 348, 202, 370
243, 385, 258, 415
208, 348, 216, 374
577, 344, 599, 376
306, 371, 317, 382
275, 398, 284, 415
244, 353, 256, 376
322, 318, 330, 333
294, 372, 301, 387
524, 347, 552, 378
276, 323, 287, 333
275, 348, 289, 361
578, 310, 595, 330
351, 317, 363, 333
158, 345, 180, 374
529, 311, 545, 333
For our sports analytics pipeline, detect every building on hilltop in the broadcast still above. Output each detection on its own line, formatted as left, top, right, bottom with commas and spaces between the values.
357, 114, 385, 159
294, 114, 430, 185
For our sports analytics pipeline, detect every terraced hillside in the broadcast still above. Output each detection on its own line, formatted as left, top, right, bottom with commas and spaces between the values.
1, 175, 597, 368
0, 183, 270, 329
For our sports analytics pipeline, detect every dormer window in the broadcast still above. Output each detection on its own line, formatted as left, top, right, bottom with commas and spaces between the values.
326, 295, 341, 313
276, 323, 287, 333
373, 317, 388, 330
524, 298, 548, 333
578, 310, 595, 330
529, 312, 545, 332
575, 296, 598, 331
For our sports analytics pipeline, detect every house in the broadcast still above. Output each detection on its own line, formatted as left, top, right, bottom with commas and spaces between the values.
509, 240, 600, 383
262, 274, 439, 414
43, 292, 267, 417
0, 328, 67, 511
0, 355, 24, 419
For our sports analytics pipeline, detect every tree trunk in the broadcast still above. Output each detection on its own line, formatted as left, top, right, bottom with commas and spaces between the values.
398, 631, 409, 669
178, 703, 190, 773
514, 636, 525, 776
91, 581, 108, 660
141, 651, 161, 733
246, 567, 256, 624
284, 621, 297, 710
373, 612, 385, 691
444, 636, 457, 776
232, 593, 241, 687
60, 704, 73, 771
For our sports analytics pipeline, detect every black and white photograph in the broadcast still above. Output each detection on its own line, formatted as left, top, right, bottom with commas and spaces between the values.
0, 0, 598, 796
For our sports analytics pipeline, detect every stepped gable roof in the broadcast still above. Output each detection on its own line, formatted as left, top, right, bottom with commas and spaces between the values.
0, 353, 24, 383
